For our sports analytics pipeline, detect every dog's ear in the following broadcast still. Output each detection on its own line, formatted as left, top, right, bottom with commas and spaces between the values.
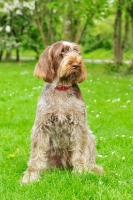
34, 46, 55, 82
77, 63, 87, 83
77, 72, 87, 83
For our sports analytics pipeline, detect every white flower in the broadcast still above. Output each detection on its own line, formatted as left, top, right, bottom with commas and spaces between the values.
16, 9, 22, 15
112, 98, 120, 103
23, 1, 35, 10
120, 105, 126, 108
122, 156, 125, 160
98, 154, 104, 158
32, 86, 42, 90
5, 25, 11, 33
126, 100, 130, 103
100, 137, 105, 140
99, 181, 103, 185
96, 114, 99, 118
20, 71, 28, 75
98, 154, 107, 158
111, 151, 116, 155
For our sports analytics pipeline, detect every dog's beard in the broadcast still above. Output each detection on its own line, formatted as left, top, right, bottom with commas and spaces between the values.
58, 66, 82, 84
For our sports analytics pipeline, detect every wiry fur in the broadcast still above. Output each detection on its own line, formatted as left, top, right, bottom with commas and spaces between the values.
22, 41, 104, 184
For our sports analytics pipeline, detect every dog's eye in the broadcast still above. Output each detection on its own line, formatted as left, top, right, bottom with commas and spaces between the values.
60, 52, 64, 57
63, 49, 68, 53
60, 49, 68, 57
73, 48, 81, 55
61, 46, 69, 54
64, 48, 69, 53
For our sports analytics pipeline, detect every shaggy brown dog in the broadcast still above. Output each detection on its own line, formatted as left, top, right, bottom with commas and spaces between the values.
22, 41, 104, 184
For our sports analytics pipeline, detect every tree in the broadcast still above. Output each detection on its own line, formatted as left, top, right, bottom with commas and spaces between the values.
0, 0, 34, 61
113, 0, 133, 69
113, 0, 124, 67
31, 0, 108, 46
127, 1, 133, 71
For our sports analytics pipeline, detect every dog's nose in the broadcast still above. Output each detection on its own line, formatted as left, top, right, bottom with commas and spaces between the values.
72, 62, 79, 69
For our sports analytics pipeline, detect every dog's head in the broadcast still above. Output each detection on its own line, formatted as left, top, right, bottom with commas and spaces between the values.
34, 41, 87, 84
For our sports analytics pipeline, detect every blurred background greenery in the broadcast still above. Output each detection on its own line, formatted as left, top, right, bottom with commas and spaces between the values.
0, 0, 133, 70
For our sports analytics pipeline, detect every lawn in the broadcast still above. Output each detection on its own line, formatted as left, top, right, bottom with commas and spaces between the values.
0, 60, 133, 200
83, 48, 132, 60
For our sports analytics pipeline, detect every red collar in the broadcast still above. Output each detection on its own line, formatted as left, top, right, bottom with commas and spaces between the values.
55, 85, 72, 91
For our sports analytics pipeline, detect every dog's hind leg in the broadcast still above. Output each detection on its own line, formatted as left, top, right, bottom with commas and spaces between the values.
86, 129, 104, 175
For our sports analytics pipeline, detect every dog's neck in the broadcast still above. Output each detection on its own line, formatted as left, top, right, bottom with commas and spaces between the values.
53, 79, 73, 91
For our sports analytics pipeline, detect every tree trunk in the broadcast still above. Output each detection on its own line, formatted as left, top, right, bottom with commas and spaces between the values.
121, 15, 129, 59
5, 51, 12, 60
75, 22, 88, 44
113, 0, 123, 68
35, 19, 48, 47
16, 48, 20, 62
128, 5, 133, 71
0, 51, 3, 61
63, 9, 73, 42
33, 1, 47, 47
46, 10, 55, 44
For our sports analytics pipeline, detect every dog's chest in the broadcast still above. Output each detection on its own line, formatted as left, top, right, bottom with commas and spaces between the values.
38, 90, 86, 148
47, 99, 85, 148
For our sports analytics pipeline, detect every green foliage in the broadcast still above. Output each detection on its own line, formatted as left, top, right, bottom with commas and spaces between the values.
0, 0, 33, 54
82, 14, 114, 53
0, 0, 108, 56
0, 61, 133, 199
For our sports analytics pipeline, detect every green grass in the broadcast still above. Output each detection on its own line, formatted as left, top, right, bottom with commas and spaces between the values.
83, 48, 132, 60
0, 61, 133, 200
12, 49, 37, 57
83, 48, 114, 59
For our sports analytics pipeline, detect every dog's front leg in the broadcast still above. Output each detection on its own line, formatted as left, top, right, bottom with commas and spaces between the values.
69, 128, 87, 173
21, 126, 49, 184
70, 150, 87, 173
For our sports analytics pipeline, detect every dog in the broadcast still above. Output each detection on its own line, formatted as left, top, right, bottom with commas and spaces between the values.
22, 41, 104, 184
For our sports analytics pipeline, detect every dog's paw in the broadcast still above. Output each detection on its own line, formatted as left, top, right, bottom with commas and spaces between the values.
21, 170, 40, 185
89, 164, 104, 175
